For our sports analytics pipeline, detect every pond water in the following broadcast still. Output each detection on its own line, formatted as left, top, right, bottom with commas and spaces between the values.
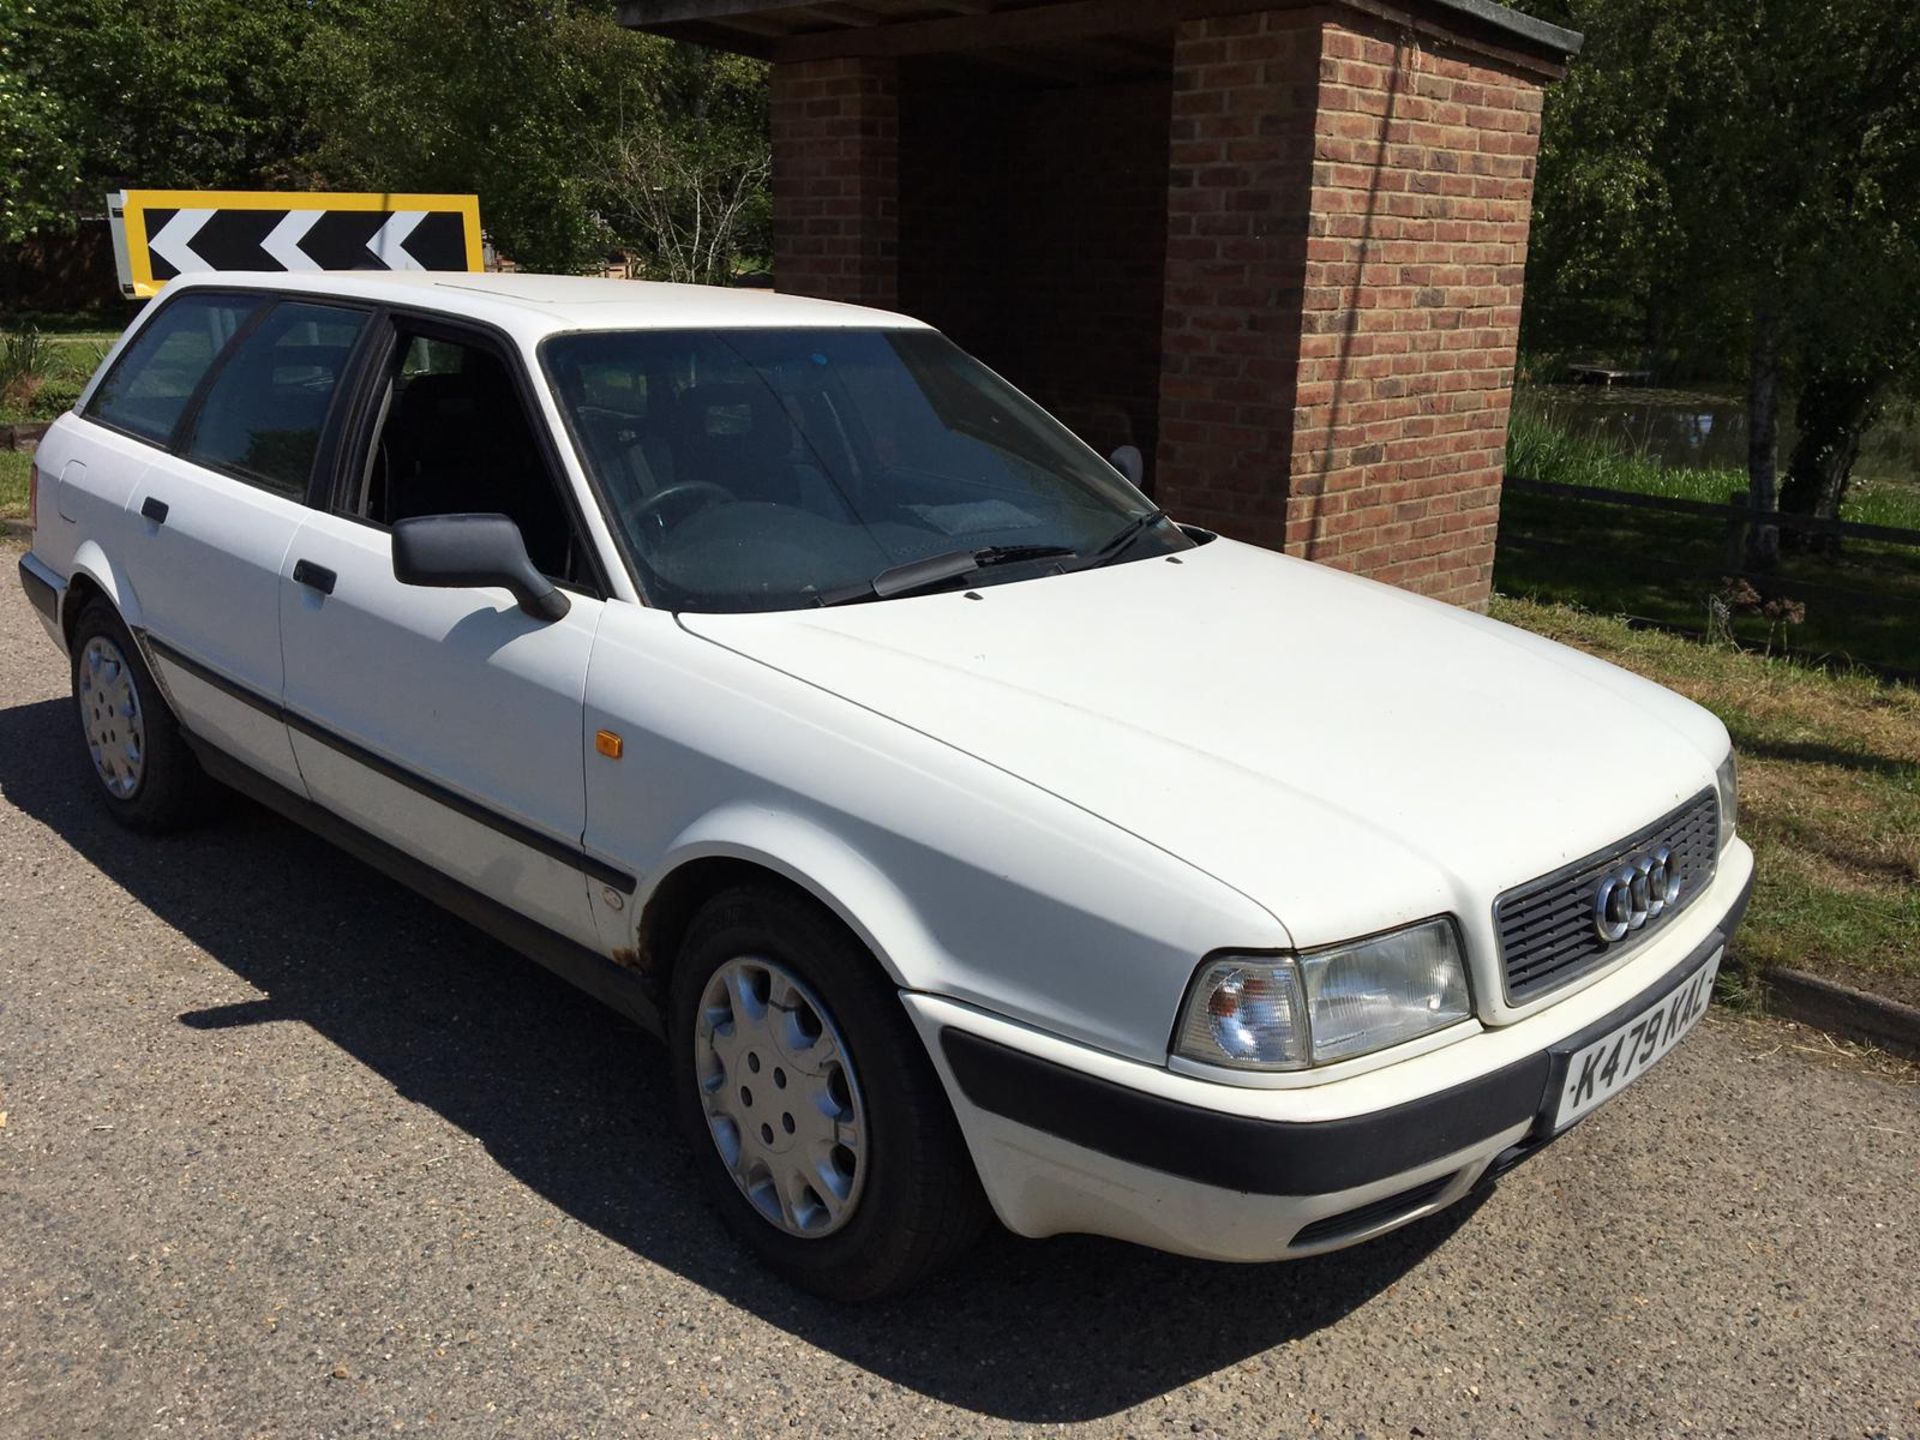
1520, 385, 1920, 485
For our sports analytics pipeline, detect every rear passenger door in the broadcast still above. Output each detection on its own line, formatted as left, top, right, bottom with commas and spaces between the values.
87, 291, 369, 793
277, 315, 612, 951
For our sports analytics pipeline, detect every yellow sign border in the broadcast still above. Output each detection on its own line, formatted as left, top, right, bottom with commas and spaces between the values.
120, 190, 483, 298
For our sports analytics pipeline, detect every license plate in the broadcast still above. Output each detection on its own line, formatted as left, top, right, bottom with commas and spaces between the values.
1553, 948, 1720, 1130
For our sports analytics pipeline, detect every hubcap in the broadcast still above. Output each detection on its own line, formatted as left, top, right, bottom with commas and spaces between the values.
693, 957, 867, 1238
78, 636, 146, 800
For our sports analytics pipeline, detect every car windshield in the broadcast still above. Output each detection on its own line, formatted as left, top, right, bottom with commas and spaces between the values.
542, 327, 1185, 612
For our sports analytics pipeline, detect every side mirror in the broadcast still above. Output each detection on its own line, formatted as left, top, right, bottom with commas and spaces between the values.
391, 513, 570, 622
1109, 444, 1145, 487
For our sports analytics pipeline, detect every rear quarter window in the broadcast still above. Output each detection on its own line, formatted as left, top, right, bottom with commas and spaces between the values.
182, 300, 367, 499
86, 292, 256, 444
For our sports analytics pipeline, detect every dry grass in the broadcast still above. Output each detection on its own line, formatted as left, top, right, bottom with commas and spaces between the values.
1718, 1012, 1918, 1084
1493, 595, 1920, 1000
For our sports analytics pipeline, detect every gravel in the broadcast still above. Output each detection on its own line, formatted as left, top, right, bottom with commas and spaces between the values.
2, 545, 1916, 1439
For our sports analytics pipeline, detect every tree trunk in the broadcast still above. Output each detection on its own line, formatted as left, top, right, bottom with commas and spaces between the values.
1745, 294, 1782, 569
1781, 362, 1879, 554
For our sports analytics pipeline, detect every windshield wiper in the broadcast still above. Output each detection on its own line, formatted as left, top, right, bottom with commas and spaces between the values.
820, 544, 1078, 606
1087, 508, 1170, 567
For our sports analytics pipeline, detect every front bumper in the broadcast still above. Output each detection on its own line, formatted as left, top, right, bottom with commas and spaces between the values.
909, 839, 1754, 1262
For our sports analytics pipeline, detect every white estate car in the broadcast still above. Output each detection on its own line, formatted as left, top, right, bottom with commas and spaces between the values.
19, 272, 1753, 1300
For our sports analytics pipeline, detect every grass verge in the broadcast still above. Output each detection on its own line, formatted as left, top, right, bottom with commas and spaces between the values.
1493, 595, 1920, 1007
1494, 484, 1920, 678
0, 450, 30, 519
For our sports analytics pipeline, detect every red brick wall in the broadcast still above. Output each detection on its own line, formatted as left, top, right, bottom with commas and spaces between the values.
898, 73, 1172, 480
770, 57, 900, 307
1156, 9, 1546, 606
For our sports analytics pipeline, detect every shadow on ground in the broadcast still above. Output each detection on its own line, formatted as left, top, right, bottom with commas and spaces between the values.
0, 693, 1481, 1423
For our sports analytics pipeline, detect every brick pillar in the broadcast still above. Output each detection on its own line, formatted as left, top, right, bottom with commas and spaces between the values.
770, 57, 900, 308
1156, 8, 1546, 606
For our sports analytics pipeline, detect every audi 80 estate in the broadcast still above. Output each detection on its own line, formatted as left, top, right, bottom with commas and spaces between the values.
17, 272, 1752, 1299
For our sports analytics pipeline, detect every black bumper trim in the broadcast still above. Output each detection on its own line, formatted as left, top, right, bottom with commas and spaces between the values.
942, 862, 1755, 1199
18, 556, 59, 624
940, 1031, 1550, 1198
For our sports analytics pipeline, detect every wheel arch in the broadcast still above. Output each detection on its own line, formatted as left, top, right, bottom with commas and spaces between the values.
61, 541, 142, 647
633, 810, 946, 1001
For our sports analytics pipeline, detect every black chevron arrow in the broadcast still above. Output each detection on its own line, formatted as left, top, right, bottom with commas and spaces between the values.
296, 210, 389, 268
400, 211, 468, 269
180, 209, 283, 270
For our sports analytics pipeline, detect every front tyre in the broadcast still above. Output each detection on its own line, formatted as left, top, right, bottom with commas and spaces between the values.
669, 885, 988, 1301
68, 601, 217, 833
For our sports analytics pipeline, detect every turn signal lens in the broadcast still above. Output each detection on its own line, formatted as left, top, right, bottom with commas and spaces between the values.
1175, 958, 1310, 1070
1174, 918, 1472, 1072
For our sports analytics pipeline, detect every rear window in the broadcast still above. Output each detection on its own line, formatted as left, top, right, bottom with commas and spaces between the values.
182, 301, 368, 498
86, 292, 256, 444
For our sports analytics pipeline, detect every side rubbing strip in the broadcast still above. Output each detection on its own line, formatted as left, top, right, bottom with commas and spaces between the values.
138, 631, 637, 894
144, 633, 274, 714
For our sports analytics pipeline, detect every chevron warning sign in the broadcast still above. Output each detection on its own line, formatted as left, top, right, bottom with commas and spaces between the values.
108, 190, 483, 299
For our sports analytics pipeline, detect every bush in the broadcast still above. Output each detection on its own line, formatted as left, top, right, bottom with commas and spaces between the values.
0, 325, 53, 413
27, 378, 82, 417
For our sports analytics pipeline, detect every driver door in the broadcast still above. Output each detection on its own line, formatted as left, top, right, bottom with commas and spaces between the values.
277, 316, 617, 950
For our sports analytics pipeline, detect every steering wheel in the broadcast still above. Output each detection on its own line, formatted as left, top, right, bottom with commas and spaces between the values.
621, 481, 734, 539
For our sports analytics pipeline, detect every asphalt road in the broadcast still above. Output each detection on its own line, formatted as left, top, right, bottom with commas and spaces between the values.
2, 544, 1917, 1440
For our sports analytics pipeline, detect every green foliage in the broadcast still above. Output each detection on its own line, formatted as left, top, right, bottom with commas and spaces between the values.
1527, 0, 1920, 382
0, 1, 86, 242
1525, 0, 1920, 535
0, 331, 107, 422
1, 0, 771, 280
298, 0, 647, 273
1507, 403, 1920, 530
599, 47, 771, 283
0, 323, 51, 412
0, 0, 365, 241
27, 377, 82, 417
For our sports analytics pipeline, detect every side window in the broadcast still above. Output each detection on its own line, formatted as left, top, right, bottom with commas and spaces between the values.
355, 330, 587, 584
182, 301, 367, 500
85, 292, 255, 444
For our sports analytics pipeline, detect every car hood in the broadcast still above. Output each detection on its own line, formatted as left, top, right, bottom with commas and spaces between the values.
679, 538, 1729, 952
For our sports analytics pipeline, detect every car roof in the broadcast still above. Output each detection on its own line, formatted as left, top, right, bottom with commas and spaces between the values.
159, 271, 929, 343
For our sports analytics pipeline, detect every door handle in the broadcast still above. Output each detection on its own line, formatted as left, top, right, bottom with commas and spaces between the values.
292, 559, 337, 595
140, 496, 169, 524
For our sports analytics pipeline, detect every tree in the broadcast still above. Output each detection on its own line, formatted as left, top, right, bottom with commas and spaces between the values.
1, 0, 365, 243
297, 5, 770, 280
3, 0, 773, 288
1525, 0, 1920, 559
297, 0, 650, 273
597, 47, 770, 284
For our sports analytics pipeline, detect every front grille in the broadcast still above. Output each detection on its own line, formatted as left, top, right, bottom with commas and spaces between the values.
1494, 790, 1719, 1004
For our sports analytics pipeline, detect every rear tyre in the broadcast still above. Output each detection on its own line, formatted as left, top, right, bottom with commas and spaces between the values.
68, 600, 218, 833
668, 884, 989, 1301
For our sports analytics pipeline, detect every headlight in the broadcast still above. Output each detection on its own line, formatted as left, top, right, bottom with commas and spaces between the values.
1173, 918, 1472, 1072
1715, 750, 1738, 843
